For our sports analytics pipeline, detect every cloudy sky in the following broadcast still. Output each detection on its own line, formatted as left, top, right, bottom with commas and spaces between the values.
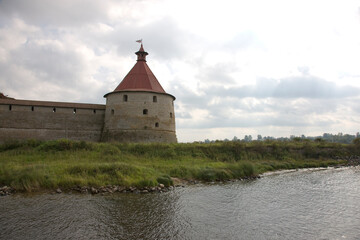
1, 0, 360, 142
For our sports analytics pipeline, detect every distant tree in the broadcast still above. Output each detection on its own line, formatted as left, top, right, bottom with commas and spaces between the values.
278, 137, 290, 141
244, 135, 252, 142
343, 134, 354, 144
323, 133, 334, 142
202, 132, 358, 144
264, 136, 275, 140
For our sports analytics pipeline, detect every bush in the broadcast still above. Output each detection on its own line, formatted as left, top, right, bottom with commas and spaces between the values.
169, 166, 190, 178
196, 168, 232, 181
0, 140, 22, 152
5, 166, 48, 191
196, 169, 217, 181
241, 162, 255, 176
37, 139, 93, 151
96, 143, 121, 155
156, 175, 173, 187
67, 163, 137, 177
136, 179, 157, 188
230, 162, 255, 178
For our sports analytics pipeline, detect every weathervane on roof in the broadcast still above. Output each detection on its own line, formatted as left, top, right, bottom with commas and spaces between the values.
135, 39, 147, 61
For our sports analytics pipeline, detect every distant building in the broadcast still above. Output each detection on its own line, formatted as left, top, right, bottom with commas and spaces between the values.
0, 44, 177, 143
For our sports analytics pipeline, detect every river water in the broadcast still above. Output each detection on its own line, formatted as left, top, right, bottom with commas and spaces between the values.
1, 167, 359, 240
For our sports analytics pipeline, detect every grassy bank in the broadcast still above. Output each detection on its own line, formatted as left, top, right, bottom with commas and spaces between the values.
0, 139, 359, 192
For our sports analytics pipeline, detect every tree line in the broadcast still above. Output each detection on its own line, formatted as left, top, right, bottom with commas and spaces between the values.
203, 132, 360, 144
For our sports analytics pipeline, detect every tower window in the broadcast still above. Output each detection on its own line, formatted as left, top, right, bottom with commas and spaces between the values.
153, 96, 157, 102
170, 112, 173, 118
123, 95, 128, 102
93, 109, 96, 114
53, 107, 56, 113
73, 108, 76, 114
155, 122, 159, 128
143, 109, 148, 115
9, 105, 12, 111
111, 109, 114, 115
31, 106, 34, 111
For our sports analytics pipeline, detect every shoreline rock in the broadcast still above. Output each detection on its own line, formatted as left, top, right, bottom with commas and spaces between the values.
0, 175, 262, 197
333, 155, 360, 166
67, 184, 176, 195
0, 186, 15, 196
13, 167, 360, 197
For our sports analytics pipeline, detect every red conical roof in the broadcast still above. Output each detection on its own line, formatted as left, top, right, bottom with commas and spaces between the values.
112, 44, 166, 94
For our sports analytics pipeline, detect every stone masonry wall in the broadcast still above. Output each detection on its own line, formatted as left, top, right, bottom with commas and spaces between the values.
102, 91, 177, 143
0, 99, 105, 143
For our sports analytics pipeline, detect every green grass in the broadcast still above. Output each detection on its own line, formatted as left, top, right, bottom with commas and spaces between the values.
0, 139, 357, 192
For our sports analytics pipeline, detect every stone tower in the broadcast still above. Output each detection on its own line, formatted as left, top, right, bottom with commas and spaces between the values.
102, 44, 177, 143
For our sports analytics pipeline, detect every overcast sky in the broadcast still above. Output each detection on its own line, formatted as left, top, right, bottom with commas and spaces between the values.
1, 0, 360, 142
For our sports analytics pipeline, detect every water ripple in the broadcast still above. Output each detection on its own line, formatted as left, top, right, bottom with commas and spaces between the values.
1, 167, 359, 240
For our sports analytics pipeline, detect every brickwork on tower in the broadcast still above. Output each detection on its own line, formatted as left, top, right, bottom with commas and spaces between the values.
101, 91, 176, 143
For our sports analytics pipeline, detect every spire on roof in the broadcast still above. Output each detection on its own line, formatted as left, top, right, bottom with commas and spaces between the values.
135, 44, 148, 62
107, 44, 166, 94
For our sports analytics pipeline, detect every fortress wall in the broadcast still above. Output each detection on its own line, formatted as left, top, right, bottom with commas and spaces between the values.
102, 91, 177, 143
0, 99, 105, 143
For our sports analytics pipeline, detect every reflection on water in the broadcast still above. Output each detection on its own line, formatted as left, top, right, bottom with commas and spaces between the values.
1, 167, 360, 240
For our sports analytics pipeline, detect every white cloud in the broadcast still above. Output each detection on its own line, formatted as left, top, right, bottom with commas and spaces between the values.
0, 0, 110, 26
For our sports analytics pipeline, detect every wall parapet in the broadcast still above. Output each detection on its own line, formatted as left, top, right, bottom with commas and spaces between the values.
0, 99, 105, 110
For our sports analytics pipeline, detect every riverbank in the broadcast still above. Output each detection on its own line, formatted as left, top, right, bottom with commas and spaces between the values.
2, 166, 359, 240
1, 139, 359, 195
